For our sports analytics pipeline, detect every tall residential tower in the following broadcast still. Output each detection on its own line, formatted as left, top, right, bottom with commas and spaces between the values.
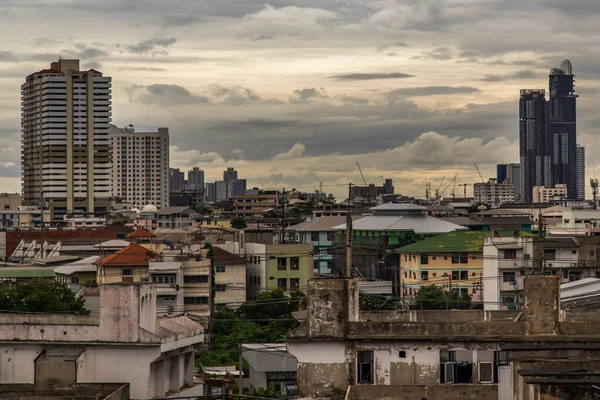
110, 124, 169, 209
21, 59, 112, 221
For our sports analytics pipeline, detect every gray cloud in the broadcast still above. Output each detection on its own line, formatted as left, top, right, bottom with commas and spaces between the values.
0, 51, 15, 62
481, 69, 539, 82
130, 84, 211, 106
74, 47, 108, 59
414, 46, 453, 61
388, 86, 481, 97
329, 72, 414, 81
161, 16, 200, 26
128, 38, 177, 53
252, 35, 273, 41
290, 87, 328, 103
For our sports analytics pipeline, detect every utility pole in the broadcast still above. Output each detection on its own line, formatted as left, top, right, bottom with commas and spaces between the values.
280, 188, 286, 244
346, 183, 353, 277
239, 342, 243, 395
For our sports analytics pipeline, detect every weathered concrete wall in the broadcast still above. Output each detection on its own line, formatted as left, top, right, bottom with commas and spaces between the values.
428, 384, 498, 399
288, 341, 350, 399
297, 363, 349, 399
348, 321, 527, 339
523, 276, 560, 335
36, 360, 76, 384
350, 384, 498, 400
360, 310, 521, 322
307, 278, 358, 338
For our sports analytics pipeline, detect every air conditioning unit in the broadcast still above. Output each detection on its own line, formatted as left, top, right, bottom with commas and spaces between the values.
170, 283, 177, 288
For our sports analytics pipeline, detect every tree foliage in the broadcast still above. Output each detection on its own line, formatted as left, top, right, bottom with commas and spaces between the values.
359, 293, 395, 310
230, 218, 248, 230
413, 284, 473, 310
197, 289, 306, 367
0, 280, 87, 313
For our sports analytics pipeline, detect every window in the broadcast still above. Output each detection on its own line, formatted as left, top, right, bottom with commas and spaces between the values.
357, 351, 374, 384
503, 249, 516, 259
460, 271, 468, 281
277, 258, 287, 271
420, 254, 429, 265
572, 250, 577, 255
398, 350, 406, 358
478, 362, 493, 383
433, 272, 437, 277
70, 276, 80, 284
421, 271, 429, 281
311, 232, 319, 242
544, 249, 556, 261
327, 232, 335, 241
590, 250, 595, 257
122, 268, 133, 276
501, 295, 515, 305
432, 256, 437, 260
291, 257, 300, 270
452, 253, 468, 264
152, 274, 176, 284
216, 265, 226, 273
290, 278, 300, 291
452, 271, 459, 280
569, 271, 582, 281
277, 278, 287, 291
216, 284, 226, 292
184, 275, 208, 283
503, 272, 516, 283
184, 297, 209, 305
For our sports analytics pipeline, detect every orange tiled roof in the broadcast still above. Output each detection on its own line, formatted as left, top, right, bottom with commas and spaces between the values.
95, 243, 154, 267
126, 228, 156, 239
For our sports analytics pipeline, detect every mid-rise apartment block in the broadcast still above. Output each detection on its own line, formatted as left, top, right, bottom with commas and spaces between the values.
532, 184, 567, 203
169, 168, 185, 192
110, 124, 169, 209
187, 167, 204, 191
21, 59, 112, 221
473, 178, 515, 205
232, 191, 278, 218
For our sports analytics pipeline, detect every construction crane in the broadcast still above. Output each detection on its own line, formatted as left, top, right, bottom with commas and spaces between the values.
435, 176, 445, 201
356, 162, 370, 203
439, 172, 459, 199
591, 178, 599, 210
474, 164, 485, 183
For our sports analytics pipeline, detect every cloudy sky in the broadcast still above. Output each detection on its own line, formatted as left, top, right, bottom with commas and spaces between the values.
1, 0, 600, 199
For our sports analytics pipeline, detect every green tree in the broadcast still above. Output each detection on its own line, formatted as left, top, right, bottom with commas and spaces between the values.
414, 284, 447, 310
359, 293, 395, 310
197, 290, 305, 368
0, 280, 87, 313
230, 218, 248, 230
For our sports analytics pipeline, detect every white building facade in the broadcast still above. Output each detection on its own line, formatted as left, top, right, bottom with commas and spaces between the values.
0, 284, 203, 399
21, 59, 112, 221
474, 179, 515, 205
110, 124, 169, 209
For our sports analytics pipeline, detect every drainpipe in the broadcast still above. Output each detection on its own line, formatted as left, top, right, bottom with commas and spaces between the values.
411, 356, 415, 384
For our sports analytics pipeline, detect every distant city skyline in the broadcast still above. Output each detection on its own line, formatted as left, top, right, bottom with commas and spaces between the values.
2, 2, 600, 199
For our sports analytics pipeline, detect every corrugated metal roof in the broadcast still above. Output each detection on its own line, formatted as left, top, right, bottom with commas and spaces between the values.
0, 268, 56, 278
287, 216, 353, 232
398, 230, 532, 253
54, 256, 99, 275
333, 214, 467, 234
242, 343, 297, 373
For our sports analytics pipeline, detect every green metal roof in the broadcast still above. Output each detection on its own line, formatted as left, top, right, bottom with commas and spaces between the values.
0, 268, 56, 278
397, 230, 534, 254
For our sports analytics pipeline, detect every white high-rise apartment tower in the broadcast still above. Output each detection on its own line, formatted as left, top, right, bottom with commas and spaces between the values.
109, 125, 169, 209
21, 59, 112, 221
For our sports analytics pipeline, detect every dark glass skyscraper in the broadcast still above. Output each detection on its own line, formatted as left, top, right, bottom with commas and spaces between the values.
519, 60, 584, 202
548, 60, 579, 199
519, 89, 547, 203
